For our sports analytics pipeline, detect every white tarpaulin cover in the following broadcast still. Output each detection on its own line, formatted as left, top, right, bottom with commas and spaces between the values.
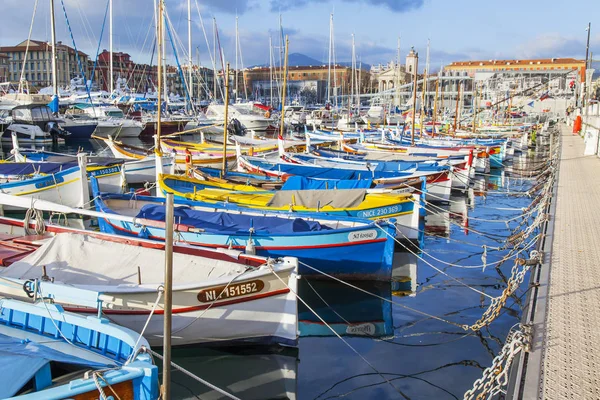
267, 189, 366, 208
0, 233, 248, 286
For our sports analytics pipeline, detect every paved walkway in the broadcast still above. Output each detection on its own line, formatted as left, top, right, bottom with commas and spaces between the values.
543, 126, 600, 399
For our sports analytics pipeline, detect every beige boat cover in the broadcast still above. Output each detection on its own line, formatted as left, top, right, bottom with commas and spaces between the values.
266, 189, 366, 208
0, 233, 247, 286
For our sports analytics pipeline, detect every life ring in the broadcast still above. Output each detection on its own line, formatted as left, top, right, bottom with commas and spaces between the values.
264, 110, 271, 118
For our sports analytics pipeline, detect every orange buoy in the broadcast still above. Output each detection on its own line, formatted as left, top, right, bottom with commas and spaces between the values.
573, 115, 582, 134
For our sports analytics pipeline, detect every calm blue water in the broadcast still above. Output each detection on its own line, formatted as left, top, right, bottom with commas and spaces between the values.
163, 165, 539, 400
12, 138, 539, 399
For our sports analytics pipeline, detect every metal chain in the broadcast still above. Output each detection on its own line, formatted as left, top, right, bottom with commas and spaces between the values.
463, 324, 532, 400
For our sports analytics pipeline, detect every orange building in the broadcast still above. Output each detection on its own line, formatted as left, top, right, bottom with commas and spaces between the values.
445, 58, 586, 80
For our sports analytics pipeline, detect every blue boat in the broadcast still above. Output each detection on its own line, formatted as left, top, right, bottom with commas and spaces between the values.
91, 180, 397, 280
0, 295, 158, 399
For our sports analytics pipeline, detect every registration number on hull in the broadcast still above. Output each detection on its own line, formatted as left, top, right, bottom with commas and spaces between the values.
197, 280, 265, 303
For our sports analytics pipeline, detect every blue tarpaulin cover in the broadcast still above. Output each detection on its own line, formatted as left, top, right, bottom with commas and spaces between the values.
250, 159, 416, 180
136, 204, 332, 234
0, 162, 78, 176
0, 333, 106, 398
282, 176, 373, 191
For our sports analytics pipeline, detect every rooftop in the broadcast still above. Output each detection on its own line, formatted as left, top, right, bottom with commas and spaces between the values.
0, 39, 88, 57
446, 58, 584, 69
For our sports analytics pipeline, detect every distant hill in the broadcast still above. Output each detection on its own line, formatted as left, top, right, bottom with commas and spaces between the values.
250, 53, 371, 70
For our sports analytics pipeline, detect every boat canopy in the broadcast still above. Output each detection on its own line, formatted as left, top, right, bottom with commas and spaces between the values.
136, 204, 332, 234
11, 104, 56, 123
282, 176, 373, 191
0, 333, 107, 398
0, 161, 77, 176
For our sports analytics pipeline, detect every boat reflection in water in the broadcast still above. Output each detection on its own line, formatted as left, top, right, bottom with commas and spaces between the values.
298, 251, 418, 338
168, 346, 298, 400
298, 278, 393, 338
424, 193, 472, 237
392, 251, 418, 297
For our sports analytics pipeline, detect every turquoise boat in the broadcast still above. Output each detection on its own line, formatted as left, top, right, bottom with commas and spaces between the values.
0, 294, 158, 399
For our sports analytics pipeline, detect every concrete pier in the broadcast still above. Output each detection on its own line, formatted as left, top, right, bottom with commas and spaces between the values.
509, 124, 600, 399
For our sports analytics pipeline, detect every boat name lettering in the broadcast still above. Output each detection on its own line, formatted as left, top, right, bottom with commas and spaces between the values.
356, 206, 400, 218
348, 229, 378, 242
89, 166, 121, 177
34, 176, 64, 189
197, 280, 265, 303
346, 323, 376, 336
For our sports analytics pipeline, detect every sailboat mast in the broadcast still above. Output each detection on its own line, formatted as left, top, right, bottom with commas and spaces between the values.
425, 38, 430, 111
109, 0, 114, 93
395, 37, 400, 107
269, 36, 273, 106
235, 16, 239, 100
327, 13, 332, 104
162, 8, 167, 103
156, 0, 163, 141
453, 81, 461, 133
472, 82, 478, 133
432, 76, 439, 135
213, 19, 217, 101
349, 33, 355, 120
279, 36, 289, 139
410, 51, 419, 146
187, 0, 193, 112
222, 63, 230, 175
49, 0, 58, 99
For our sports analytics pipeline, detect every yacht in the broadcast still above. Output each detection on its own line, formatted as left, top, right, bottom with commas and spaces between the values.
206, 104, 275, 132
2, 104, 68, 144
78, 105, 146, 138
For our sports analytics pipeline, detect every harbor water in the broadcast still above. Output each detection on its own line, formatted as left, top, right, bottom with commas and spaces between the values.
2, 139, 539, 399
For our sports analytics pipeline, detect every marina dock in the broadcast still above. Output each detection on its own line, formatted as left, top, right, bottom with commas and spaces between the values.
509, 124, 600, 399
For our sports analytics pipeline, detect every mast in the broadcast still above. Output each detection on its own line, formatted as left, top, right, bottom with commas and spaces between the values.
235, 16, 238, 100
327, 13, 332, 104
410, 51, 419, 146
425, 38, 430, 112
156, 0, 163, 142
161, 6, 168, 104
187, 0, 192, 112
109, 0, 114, 93
349, 33, 355, 121
279, 36, 289, 139
432, 76, 439, 136
395, 37, 400, 107
439, 70, 445, 122
221, 63, 230, 175
213, 18, 217, 101
49, 0, 58, 103
269, 35, 273, 106
453, 80, 461, 134
472, 82, 478, 133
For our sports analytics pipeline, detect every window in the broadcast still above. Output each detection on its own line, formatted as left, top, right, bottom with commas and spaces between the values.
30, 62, 34, 71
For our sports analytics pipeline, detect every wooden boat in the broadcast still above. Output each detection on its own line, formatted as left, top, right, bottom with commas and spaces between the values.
0, 162, 87, 210
101, 136, 237, 169
91, 184, 397, 280
0, 297, 157, 399
237, 154, 453, 203
193, 166, 285, 190
158, 173, 421, 239
0, 214, 299, 346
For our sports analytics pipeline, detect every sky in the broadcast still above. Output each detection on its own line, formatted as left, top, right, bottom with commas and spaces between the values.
0, 0, 599, 72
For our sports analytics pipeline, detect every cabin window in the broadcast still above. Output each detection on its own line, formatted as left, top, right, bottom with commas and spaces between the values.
107, 110, 124, 118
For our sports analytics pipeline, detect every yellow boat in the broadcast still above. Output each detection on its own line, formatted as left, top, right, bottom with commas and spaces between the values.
158, 173, 420, 230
